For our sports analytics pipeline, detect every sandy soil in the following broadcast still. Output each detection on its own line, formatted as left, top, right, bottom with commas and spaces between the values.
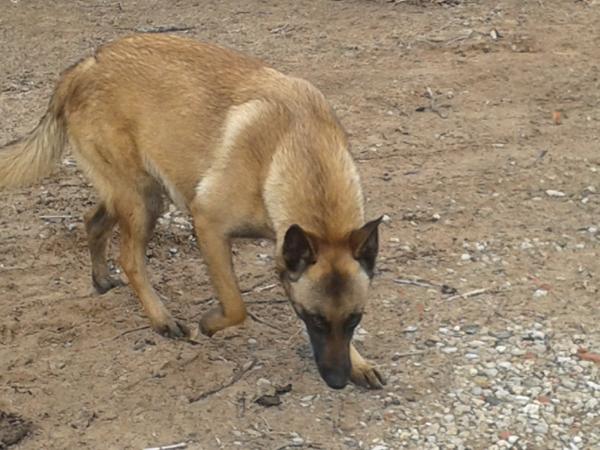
1, 1, 599, 449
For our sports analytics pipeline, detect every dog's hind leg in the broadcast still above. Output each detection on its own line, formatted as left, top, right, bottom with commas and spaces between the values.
85, 203, 121, 294
113, 181, 188, 338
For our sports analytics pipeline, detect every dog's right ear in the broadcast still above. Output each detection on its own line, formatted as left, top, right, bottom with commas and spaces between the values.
349, 216, 383, 278
283, 224, 317, 281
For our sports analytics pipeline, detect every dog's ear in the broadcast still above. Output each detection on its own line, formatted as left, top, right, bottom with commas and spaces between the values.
349, 216, 383, 277
283, 224, 318, 280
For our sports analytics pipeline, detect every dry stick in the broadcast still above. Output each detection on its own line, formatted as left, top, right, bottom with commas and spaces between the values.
247, 299, 288, 305
39, 214, 72, 220
92, 325, 151, 348
111, 325, 151, 340
394, 278, 439, 289
188, 358, 257, 403
144, 443, 188, 450
247, 311, 286, 333
134, 25, 195, 33
445, 288, 491, 302
394, 350, 426, 358
190, 282, 283, 319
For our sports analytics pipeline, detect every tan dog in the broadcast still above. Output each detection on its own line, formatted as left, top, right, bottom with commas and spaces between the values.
0, 35, 384, 389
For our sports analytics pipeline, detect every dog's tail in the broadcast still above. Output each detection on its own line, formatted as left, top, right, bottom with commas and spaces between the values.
0, 59, 87, 188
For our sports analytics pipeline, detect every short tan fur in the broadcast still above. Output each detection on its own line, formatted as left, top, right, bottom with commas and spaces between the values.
0, 35, 384, 389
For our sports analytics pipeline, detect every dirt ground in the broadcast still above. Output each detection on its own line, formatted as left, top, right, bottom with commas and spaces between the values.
1, 1, 599, 449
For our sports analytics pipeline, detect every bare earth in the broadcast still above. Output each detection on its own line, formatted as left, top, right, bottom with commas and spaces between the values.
1, 1, 599, 449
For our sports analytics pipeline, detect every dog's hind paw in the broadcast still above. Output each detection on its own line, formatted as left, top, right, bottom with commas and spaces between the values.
92, 275, 125, 294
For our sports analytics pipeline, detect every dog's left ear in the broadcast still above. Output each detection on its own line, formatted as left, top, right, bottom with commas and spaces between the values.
282, 224, 318, 281
349, 216, 383, 277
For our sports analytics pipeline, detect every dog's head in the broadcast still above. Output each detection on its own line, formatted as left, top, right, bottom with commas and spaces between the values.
278, 217, 382, 389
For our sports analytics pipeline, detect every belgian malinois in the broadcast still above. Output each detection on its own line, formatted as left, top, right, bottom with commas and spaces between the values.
0, 35, 384, 389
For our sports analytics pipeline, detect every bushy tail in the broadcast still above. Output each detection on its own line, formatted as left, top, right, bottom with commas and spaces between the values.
0, 112, 66, 188
0, 59, 86, 188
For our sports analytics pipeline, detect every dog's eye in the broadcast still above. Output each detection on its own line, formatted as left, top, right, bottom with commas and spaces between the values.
307, 314, 329, 333
345, 313, 363, 331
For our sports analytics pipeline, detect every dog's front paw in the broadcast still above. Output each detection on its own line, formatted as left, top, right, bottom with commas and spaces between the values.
351, 361, 386, 390
199, 305, 246, 337
152, 317, 189, 339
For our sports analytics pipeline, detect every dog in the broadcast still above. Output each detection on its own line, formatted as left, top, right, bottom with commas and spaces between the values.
0, 35, 384, 389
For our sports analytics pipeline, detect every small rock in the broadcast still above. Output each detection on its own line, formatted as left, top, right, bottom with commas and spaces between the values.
485, 396, 502, 406
513, 395, 530, 405
256, 378, 272, 396
545, 189, 566, 197
442, 346, 458, 354
491, 330, 513, 339
485, 368, 499, 378
523, 403, 540, 417
255, 394, 281, 407
463, 324, 480, 335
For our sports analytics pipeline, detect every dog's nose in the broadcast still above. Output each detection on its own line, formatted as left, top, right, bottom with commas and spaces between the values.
322, 370, 349, 389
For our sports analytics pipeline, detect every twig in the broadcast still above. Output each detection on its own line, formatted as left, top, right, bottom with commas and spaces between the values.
40, 214, 72, 220
285, 326, 304, 344
246, 299, 288, 305
446, 288, 490, 301
188, 358, 257, 403
133, 25, 195, 33
144, 443, 187, 450
248, 311, 286, 333
110, 325, 150, 341
425, 86, 449, 119
394, 350, 426, 358
394, 278, 439, 289
241, 280, 278, 295
90, 325, 150, 349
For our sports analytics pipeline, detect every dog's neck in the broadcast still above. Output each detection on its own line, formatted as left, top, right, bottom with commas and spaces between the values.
264, 130, 365, 262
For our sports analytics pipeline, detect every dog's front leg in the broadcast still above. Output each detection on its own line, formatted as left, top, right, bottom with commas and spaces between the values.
193, 217, 247, 336
349, 342, 386, 389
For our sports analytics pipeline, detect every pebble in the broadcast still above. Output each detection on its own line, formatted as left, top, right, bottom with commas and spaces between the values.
485, 368, 499, 378
442, 346, 458, 354
463, 324, 480, 335
546, 189, 566, 197
491, 330, 513, 339
339, 319, 598, 448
